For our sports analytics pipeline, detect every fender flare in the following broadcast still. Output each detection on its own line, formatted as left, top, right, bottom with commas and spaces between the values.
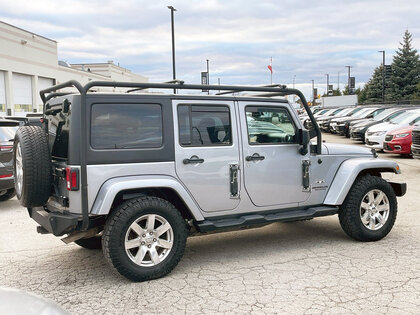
90, 175, 204, 220
323, 158, 400, 205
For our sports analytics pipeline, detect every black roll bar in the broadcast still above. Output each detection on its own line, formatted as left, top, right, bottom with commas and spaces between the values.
40, 80, 322, 232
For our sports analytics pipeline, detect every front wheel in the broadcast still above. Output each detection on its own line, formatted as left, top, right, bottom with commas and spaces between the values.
102, 196, 188, 282
339, 175, 397, 242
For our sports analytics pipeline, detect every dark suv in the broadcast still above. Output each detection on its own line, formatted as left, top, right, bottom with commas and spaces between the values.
0, 119, 19, 201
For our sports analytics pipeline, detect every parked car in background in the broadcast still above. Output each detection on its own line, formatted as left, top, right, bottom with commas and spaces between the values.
0, 119, 19, 201
318, 107, 355, 132
350, 108, 408, 142
331, 107, 384, 137
365, 109, 420, 151
383, 123, 419, 156
411, 125, 420, 159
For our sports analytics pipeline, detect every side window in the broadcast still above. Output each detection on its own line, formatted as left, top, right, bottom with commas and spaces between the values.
91, 103, 163, 149
177, 105, 232, 146
246, 106, 297, 144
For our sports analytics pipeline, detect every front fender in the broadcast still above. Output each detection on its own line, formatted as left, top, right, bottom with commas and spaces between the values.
324, 158, 400, 205
90, 175, 204, 220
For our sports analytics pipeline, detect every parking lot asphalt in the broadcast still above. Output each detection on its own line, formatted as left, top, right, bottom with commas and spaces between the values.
0, 133, 419, 314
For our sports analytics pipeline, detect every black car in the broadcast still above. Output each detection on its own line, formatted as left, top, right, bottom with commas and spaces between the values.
0, 120, 19, 201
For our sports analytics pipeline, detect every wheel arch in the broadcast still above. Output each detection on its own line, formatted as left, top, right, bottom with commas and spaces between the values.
324, 158, 401, 205
90, 175, 204, 221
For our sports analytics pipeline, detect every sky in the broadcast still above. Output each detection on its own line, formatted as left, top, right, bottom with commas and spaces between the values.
1, 0, 420, 99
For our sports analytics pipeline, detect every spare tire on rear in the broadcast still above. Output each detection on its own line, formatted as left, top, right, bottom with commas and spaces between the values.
14, 126, 52, 207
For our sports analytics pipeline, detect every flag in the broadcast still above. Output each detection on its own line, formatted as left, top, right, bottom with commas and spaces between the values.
267, 65, 272, 73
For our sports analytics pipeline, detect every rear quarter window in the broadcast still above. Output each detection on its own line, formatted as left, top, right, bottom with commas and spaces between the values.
91, 103, 163, 149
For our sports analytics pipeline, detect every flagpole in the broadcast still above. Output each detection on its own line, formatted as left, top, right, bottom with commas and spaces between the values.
270, 57, 272, 85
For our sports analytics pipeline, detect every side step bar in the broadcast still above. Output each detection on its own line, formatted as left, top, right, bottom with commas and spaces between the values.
196, 206, 339, 233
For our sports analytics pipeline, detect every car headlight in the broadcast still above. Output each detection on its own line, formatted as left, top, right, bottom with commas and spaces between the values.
394, 133, 410, 138
372, 131, 386, 136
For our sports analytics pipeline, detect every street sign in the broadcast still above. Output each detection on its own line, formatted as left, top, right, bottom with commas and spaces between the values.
349, 77, 355, 89
201, 71, 209, 92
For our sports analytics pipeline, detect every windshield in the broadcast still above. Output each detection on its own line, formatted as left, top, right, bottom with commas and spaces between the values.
337, 107, 355, 117
389, 111, 420, 124
373, 109, 396, 121
348, 107, 362, 116
352, 108, 372, 118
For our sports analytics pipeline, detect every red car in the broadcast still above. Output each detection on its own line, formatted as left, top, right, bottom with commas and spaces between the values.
383, 125, 416, 155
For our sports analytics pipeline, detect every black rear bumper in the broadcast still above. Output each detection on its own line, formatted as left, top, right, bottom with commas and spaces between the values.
28, 207, 105, 236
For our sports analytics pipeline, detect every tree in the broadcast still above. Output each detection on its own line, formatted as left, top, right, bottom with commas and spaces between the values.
387, 30, 420, 100
365, 66, 384, 102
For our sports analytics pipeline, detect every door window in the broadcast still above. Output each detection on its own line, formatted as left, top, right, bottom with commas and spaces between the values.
177, 105, 232, 146
246, 106, 296, 144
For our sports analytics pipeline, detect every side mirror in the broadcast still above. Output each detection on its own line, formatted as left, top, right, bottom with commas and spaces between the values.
366, 114, 374, 119
303, 118, 313, 130
298, 129, 310, 146
298, 129, 310, 155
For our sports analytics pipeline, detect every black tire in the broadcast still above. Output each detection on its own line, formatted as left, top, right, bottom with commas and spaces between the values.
339, 175, 397, 242
0, 188, 16, 201
13, 126, 51, 207
75, 236, 102, 249
102, 196, 188, 282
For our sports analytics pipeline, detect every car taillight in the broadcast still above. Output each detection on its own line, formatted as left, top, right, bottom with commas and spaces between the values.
0, 145, 13, 152
0, 174, 13, 178
65, 167, 79, 191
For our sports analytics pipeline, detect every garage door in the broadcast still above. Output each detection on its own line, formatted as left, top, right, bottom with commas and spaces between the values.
13, 73, 32, 117
37, 77, 54, 112
0, 71, 5, 114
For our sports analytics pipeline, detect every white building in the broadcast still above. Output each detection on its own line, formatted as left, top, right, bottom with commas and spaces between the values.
0, 21, 148, 116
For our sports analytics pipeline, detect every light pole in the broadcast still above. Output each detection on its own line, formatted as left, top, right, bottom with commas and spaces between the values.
378, 50, 385, 102
311, 79, 314, 103
338, 71, 340, 91
345, 66, 352, 94
325, 74, 329, 96
168, 6, 177, 93
206, 59, 210, 95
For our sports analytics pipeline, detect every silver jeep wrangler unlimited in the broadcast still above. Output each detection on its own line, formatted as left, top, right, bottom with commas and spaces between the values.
13, 81, 406, 282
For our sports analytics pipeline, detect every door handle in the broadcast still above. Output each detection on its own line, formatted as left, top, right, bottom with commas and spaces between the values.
183, 155, 205, 164
245, 153, 265, 161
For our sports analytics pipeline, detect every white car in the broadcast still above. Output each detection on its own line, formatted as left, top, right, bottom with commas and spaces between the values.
365, 109, 420, 150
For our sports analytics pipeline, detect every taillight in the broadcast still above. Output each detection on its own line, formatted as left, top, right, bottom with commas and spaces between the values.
0, 174, 13, 178
65, 167, 79, 191
0, 145, 13, 152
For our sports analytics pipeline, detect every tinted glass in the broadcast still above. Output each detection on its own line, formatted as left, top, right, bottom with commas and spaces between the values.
0, 126, 18, 142
91, 103, 162, 149
246, 106, 296, 144
178, 105, 231, 146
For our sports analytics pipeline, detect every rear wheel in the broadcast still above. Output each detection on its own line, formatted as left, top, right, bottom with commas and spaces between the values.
0, 188, 16, 201
339, 175, 397, 241
102, 196, 188, 282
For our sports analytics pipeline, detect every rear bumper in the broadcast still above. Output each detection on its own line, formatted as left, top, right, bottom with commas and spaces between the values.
28, 207, 105, 236
0, 176, 14, 191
